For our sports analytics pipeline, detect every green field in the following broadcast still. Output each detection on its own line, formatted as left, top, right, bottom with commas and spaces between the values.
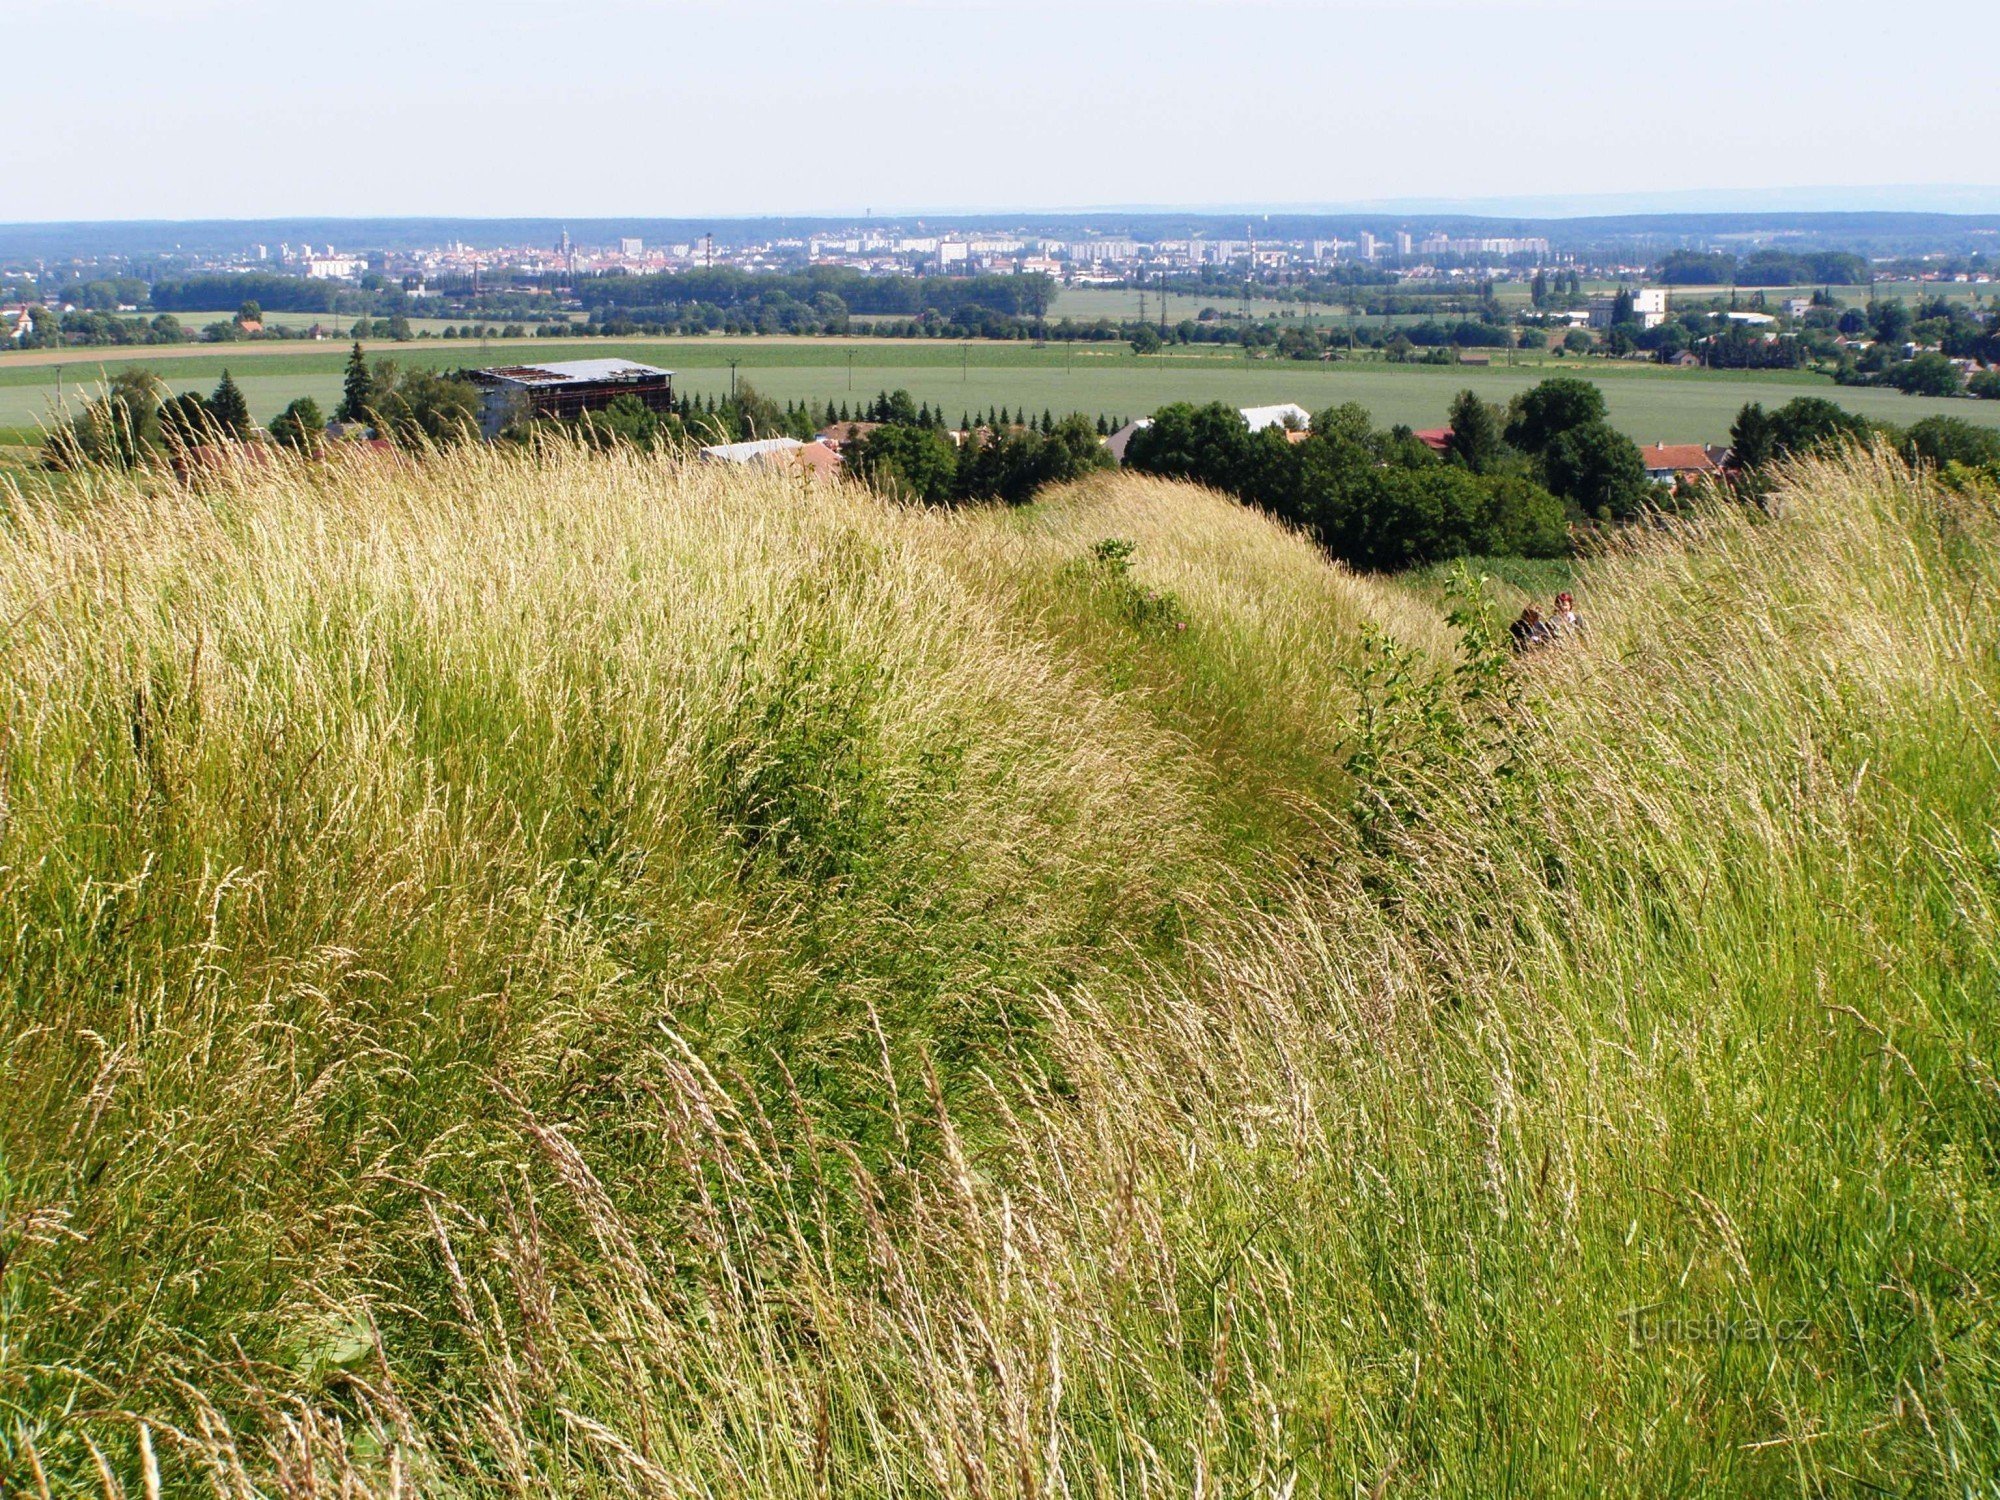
6, 335, 1997, 448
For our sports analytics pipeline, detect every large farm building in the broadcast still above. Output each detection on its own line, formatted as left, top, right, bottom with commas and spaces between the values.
465, 358, 674, 439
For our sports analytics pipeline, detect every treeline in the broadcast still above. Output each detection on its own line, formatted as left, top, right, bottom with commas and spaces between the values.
42, 367, 333, 471
575, 267, 1052, 323
147, 273, 408, 315
1658, 249, 1871, 286
515, 378, 1117, 507
549, 388, 812, 451
42, 345, 488, 470
1122, 380, 2000, 572
1123, 383, 1634, 571
828, 389, 1128, 437
1170, 266, 1488, 302
1729, 396, 2000, 487
15, 309, 191, 349
840, 394, 1114, 506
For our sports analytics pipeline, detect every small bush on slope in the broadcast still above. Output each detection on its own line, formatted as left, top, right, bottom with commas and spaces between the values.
0, 445, 1994, 1495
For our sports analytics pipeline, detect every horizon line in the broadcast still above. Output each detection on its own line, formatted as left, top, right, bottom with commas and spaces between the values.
8, 188, 2000, 231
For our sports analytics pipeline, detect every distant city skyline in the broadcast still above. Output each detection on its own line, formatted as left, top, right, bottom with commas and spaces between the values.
4, 0, 1995, 224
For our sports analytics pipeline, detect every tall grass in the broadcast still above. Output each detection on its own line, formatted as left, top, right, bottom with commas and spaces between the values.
1, 443, 1994, 1496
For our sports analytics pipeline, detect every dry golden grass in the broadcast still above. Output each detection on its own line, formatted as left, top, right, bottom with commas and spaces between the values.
1, 442, 1994, 1496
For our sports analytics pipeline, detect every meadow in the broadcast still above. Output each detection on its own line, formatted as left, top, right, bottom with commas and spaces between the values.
6, 333, 1998, 450
1, 439, 1995, 1495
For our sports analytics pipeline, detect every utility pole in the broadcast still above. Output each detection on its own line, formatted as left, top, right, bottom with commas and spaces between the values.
728, 359, 738, 400
847, 350, 854, 390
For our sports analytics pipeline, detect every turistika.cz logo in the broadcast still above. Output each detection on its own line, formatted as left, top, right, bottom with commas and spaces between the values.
1618, 1309, 1811, 1347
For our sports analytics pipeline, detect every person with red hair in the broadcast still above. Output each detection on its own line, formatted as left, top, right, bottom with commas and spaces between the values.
1550, 591, 1582, 640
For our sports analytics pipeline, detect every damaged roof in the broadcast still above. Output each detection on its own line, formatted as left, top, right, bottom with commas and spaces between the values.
470, 359, 673, 387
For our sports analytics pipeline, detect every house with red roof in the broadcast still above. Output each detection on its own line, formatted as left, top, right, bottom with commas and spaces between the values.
1637, 442, 1731, 484
815, 420, 883, 452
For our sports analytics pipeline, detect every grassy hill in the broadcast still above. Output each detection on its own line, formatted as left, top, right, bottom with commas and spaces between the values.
1, 446, 1995, 1495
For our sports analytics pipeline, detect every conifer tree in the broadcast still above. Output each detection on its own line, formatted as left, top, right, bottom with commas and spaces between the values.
208, 370, 252, 439
336, 342, 374, 423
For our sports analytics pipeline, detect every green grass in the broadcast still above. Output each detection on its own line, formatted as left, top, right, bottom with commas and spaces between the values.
1397, 553, 1577, 611
8, 334, 1999, 445
2, 445, 1996, 1495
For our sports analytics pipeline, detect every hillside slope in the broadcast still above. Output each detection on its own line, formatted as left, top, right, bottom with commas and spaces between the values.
1, 448, 1995, 1496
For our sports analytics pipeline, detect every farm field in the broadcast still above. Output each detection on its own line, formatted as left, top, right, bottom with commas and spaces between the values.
6, 334, 1998, 449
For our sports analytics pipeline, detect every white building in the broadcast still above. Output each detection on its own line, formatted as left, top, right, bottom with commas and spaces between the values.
698, 437, 844, 477
1589, 286, 1669, 330
1107, 404, 1312, 463
1239, 403, 1313, 433
700, 437, 805, 464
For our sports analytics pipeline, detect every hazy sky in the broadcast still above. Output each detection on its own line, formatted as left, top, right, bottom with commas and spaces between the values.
5, 0, 1994, 222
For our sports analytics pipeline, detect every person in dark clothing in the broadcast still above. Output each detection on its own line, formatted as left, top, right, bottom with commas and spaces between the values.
1510, 604, 1547, 652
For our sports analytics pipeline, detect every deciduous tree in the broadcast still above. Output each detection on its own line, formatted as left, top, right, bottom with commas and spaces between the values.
269, 396, 326, 451
1542, 421, 1650, 520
